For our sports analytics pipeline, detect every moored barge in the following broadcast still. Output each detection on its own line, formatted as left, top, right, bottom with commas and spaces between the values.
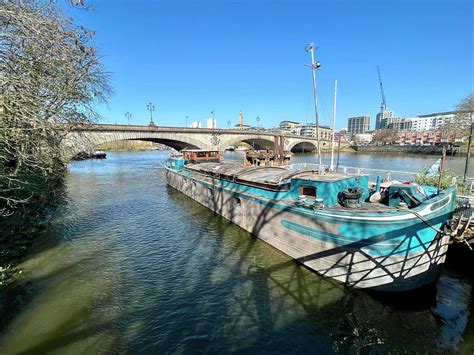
165, 150, 457, 292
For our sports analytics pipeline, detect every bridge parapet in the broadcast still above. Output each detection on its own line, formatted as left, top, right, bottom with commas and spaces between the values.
72, 124, 310, 139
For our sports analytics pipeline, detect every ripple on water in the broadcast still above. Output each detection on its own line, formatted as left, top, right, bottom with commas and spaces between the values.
1, 151, 472, 354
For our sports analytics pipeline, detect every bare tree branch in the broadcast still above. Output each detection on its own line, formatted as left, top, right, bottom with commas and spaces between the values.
0, 0, 111, 217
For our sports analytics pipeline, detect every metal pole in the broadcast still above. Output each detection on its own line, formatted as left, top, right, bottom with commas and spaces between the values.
463, 111, 473, 182
311, 49, 322, 172
147, 102, 155, 125
330, 79, 337, 171
437, 145, 447, 193
125, 112, 131, 125
336, 133, 341, 171
306, 44, 322, 172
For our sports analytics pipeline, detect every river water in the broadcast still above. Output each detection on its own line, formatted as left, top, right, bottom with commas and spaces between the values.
1, 151, 473, 354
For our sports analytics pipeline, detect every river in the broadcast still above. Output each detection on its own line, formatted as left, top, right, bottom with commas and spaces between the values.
0, 151, 473, 354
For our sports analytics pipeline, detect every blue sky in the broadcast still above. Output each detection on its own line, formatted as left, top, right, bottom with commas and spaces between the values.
67, 0, 473, 130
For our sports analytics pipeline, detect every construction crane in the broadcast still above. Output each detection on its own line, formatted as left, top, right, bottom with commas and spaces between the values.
377, 65, 387, 114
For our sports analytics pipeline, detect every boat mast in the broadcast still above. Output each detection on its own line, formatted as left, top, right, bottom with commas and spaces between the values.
330, 79, 337, 171
305, 43, 322, 172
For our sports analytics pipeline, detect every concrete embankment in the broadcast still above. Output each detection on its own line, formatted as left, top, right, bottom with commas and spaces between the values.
351, 145, 472, 156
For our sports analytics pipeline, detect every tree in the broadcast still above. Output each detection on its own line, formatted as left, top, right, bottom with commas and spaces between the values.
440, 93, 473, 139
0, 0, 111, 217
372, 129, 399, 145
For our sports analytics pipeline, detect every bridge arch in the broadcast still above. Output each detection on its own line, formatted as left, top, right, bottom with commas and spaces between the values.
287, 139, 328, 153
219, 135, 275, 151
61, 130, 211, 161
289, 141, 317, 153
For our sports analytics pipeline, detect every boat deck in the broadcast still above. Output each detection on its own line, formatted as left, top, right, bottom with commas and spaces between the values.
186, 162, 354, 185
185, 163, 398, 213
279, 198, 395, 213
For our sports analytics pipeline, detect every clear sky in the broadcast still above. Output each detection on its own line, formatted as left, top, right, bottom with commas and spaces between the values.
66, 0, 473, 130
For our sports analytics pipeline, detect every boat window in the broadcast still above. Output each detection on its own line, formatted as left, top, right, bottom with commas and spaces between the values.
301, 185, 317, 198
196, 152, 207, 158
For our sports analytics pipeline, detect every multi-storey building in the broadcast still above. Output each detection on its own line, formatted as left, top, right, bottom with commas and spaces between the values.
375, 111, 395, 130
300, 123, 332, 140
347, 116, 370, 135
279, 120, 301, 135
410, 111, 457, 131
388, 118, 413, 131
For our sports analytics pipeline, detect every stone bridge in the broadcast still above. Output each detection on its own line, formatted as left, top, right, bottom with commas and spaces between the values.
61, 124, 329, 160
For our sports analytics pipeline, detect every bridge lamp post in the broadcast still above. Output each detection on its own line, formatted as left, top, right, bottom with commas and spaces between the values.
147, 102, 155, 126
256, 115, 260, 129
227, 120, 231, 129
185, 115, 189, 127
125, 112, 132, 126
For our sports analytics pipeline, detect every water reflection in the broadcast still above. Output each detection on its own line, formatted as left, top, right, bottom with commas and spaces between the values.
0, 151, 472, 354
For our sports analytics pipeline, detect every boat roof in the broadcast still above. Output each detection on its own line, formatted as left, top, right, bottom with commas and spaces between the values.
181, 149, 219, 152
186, 162, 354, 185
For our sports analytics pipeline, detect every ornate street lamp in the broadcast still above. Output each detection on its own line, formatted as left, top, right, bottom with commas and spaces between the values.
256, 115, 260, 129
125, 112, 132, 125
147, 102, 155, 126
185, 115, 189, 127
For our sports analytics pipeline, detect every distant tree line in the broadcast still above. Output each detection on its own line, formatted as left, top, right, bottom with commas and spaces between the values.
0, 0, 111, 220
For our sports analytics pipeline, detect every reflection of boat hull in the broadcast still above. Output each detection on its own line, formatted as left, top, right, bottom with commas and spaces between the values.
165, 166, 455, 292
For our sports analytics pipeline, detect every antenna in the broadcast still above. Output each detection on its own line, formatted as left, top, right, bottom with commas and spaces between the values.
305, 42, 322, 173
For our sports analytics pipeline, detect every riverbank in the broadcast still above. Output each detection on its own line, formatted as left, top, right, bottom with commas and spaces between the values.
351, 144, 472, 156
0, 205, 59, 291
98, 140, 169, 152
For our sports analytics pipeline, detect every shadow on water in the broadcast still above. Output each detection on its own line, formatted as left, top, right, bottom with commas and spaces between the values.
0, 151, 472, 354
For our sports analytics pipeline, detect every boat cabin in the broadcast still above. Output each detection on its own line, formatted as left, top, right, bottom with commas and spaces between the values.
182, 149, 221, 164
245, 149, 291, 167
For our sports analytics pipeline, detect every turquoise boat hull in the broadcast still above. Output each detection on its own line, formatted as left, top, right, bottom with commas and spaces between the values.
165, 164, 456, 292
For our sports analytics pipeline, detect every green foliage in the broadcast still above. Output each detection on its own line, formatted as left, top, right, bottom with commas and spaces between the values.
414, 168, 470, 194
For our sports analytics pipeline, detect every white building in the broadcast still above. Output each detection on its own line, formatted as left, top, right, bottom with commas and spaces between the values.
376, 111, 458, 132
352, 133, 373, 144
300, 123, 333, 140
191, 121, 201, 128
279, 120, 300, 135
410, 111, 456, 131
206, 118, 216, 129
